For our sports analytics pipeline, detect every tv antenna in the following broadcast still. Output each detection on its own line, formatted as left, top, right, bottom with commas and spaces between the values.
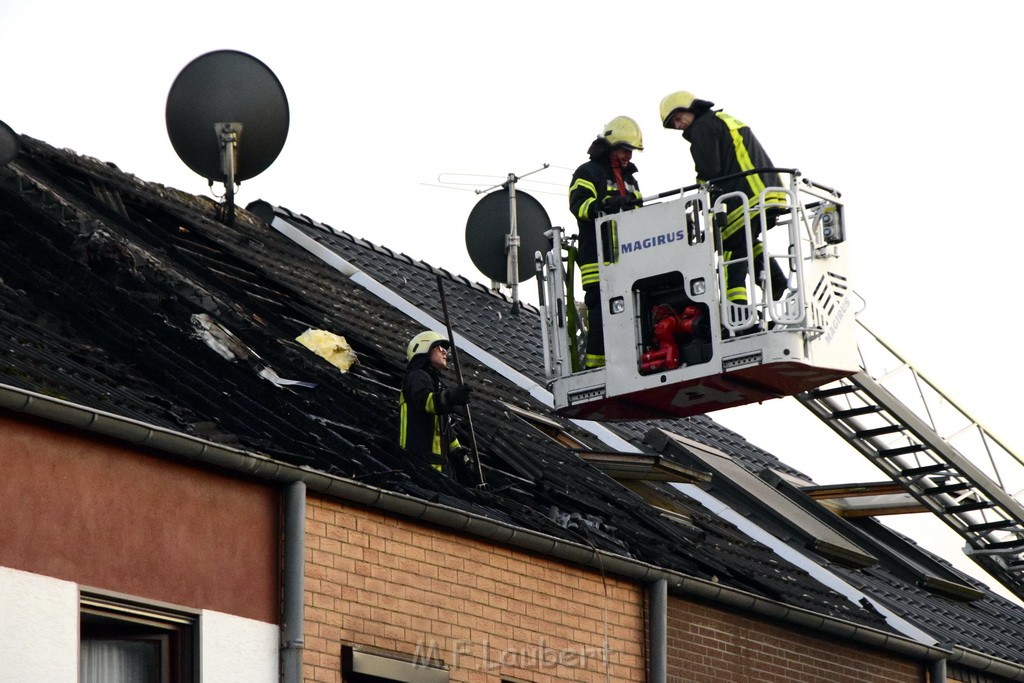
165, 50, 289, 223
0, 120, 20, 167
465, 164, 552, 313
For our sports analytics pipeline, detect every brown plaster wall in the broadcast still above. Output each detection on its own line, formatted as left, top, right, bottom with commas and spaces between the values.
667, 597, 924, 682
0, 413, 279, 624
304, 496, 647, 683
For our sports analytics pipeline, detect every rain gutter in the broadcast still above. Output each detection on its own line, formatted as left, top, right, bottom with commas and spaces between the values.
3, 384, 1002, 673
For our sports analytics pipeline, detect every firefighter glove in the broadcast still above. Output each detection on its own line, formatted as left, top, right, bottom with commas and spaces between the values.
450, 384, 472, 405
451, 446, 473, 467
601, 194, 637, 214
441, 385, 472, 411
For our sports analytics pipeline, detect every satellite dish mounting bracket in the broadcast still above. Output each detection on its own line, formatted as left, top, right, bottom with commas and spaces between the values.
214, 121, 242, 218
474, 163, 550, 313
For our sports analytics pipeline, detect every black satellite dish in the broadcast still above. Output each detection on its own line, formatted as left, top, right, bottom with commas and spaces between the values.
466, 190, 551, 284
165, 49, 289, 212
0, 120, 20, 167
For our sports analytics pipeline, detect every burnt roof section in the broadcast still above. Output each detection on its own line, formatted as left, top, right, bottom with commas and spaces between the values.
4, 136, 1024, 665
0, 136, 884, 627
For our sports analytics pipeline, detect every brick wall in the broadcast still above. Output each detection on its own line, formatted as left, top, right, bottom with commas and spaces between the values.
304, 496, 646, 682
666, 598, 924, 682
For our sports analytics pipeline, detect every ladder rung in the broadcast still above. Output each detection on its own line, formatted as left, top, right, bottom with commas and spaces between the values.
856, 425, 905, 439
880, 444, 928, 458
945, 501, 995, 514
900, 463, 950, 478
807, 384, 859, 399
830, 405, 882, 420
968, 520, 1018, 533
981, 539, 1024, 552
920, 482, 972, 496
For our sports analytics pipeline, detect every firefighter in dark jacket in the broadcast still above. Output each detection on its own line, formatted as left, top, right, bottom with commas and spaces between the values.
659, 91, 788, 306
398, 331, 471, 474
568, 116, 643, 369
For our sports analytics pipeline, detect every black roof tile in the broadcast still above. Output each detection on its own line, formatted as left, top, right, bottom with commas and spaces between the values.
5, 136, 1024, 665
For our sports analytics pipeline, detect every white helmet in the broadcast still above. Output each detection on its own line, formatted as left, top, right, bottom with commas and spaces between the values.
659, 90, 700, 127
406, 331, 449, 362
601, 115, 644, 151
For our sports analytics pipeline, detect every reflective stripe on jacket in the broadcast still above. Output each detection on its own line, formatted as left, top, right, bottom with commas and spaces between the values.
568, 157, 640, 284
685, 110, 785, 239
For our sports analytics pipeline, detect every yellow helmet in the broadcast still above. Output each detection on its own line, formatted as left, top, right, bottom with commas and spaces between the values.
406, 330, 449, 362
659, 91, 699, 128
601, 116, 643, 151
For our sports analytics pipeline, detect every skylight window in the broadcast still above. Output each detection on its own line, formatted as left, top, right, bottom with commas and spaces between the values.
499, 402, 585, 450
647, 429, 878, 568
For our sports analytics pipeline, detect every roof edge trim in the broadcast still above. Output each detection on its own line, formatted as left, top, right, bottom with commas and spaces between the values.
673, 482, 936, 644
269, 213, 640, 454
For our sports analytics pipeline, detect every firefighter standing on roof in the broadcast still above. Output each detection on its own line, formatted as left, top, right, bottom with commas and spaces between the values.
398, 331, 471, 474
660, 91, 788, 306
568, 116, 643, 369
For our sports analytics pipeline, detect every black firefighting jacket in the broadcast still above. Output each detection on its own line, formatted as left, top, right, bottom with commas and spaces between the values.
398, 355, 459, 471
568, 144, 641, 288
684, 110, 784, 240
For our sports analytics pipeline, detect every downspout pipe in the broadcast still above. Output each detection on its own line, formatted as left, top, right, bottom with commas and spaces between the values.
648, 579, 667, 683
281, 481, 306, 682
928, 658, 947, 683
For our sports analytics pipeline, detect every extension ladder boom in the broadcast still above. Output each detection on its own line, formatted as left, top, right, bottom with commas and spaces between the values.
797, 321, 1024, 601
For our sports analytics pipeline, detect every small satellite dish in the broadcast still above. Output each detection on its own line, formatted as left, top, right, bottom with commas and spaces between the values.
165, 49, 289, 188
0, 120, 20, 167
466, 189, 551, 283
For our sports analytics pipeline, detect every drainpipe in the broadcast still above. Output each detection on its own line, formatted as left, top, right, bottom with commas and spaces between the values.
928, 658, 947, 683
282, 481, 306, 682
649, 579, 667, 683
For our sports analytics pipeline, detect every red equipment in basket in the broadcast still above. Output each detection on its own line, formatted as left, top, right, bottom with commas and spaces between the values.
640, 304, 704, 373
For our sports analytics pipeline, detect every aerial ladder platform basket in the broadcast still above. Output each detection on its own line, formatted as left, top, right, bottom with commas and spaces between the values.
538, 171, 858, 421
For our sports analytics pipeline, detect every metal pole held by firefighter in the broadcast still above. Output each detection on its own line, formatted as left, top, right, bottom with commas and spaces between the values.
436, 274, 486, 488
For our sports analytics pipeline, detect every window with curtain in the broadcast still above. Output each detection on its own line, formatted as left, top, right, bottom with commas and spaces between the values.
80, 593, 196, 683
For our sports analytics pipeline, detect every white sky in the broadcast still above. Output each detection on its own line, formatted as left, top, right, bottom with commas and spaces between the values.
3, 1, 1023, 601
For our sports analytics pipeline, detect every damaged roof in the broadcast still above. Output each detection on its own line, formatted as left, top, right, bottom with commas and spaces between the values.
3, 136, 1024, 667
267, 184, 1024, 666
